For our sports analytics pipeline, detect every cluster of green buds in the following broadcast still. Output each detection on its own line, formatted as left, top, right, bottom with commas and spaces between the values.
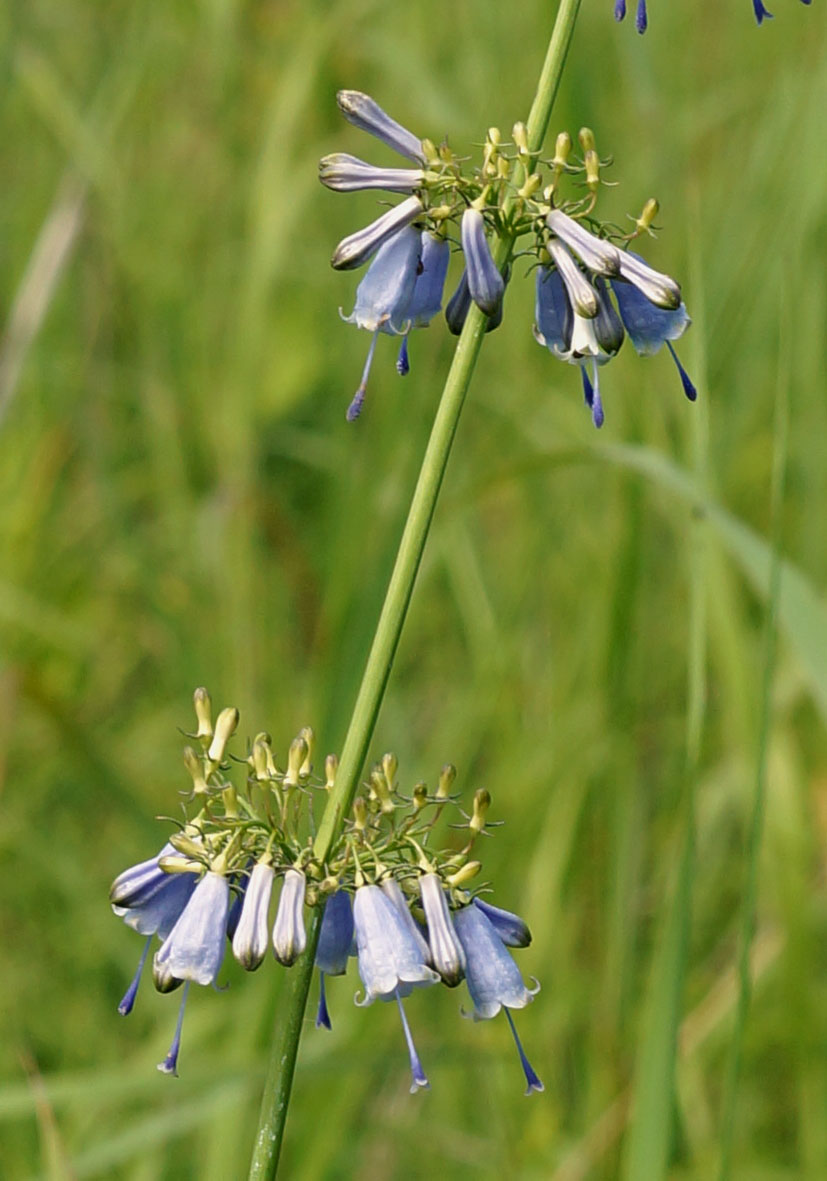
111, 688, 541, 1092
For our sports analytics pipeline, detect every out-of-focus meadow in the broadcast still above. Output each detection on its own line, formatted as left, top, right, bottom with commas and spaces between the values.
1, 0, 826, 1177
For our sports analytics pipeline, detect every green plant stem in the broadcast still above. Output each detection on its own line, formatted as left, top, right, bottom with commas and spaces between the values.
247, 3, 582, 1176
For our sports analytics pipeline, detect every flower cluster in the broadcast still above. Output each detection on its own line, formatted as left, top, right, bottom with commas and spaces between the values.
111, 689, 542, 1094
614, 0, 811, 30
322, 92, 695, 427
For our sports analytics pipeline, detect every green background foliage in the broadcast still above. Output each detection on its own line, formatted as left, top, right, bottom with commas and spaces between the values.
1, 1, 826, 1177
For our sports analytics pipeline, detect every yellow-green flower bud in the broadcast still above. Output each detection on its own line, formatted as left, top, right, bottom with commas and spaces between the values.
382, 752, 398, 790
298, 726, 314, 777
183, 746, 208, 794
251, 738, 271, 782
412, 781, 428, 811
447, 860, 482, 887
584, 148, 600, 193
353, 797, 368, 831
193, 686, 213, 742
284, 734, 308, 787
325, 753, 338, 790
634, 197, 660, 234
437, 763, 456, 799
421, 137, 440, 165
512, 121, 529, 154
578, 126, 596, 154
158, 854, 202, 875
552, 131, 573, 169
470, 788, 491, 834
207, 707, 239, 764
168, 833, 206, 860
487, 126, 502, 147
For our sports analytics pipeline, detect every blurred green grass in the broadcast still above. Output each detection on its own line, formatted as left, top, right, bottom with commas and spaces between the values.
1, 0, 826, 1177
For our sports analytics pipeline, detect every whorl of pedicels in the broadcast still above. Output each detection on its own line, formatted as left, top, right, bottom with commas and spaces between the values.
321, 93, 696, 426
111, 688, 542, 1092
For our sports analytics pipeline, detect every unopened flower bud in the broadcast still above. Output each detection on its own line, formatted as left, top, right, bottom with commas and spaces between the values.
578, 126, 596, 153
634, 197, 659, 234
488, 126, 502, 147
370, 768, 394, 814
382, 752, 398, 790
420, 137, 439, 165
437, 763, 456, 799
552, 131, 572, 169
251, 737, 271, 782
193, 687, 213, 742
167, 833, 206, 861
512, 122, 529, 155
447, 860, 482, 887
412, 781, 428, 811
298, 727, 314, 777
420, 872, 466, 986
158, 855, 203, 875
584, 148, 601, 193
272, 869, 307, 966
284, 735, 308, 787
183, 746, 208, 794
207, 707, 239, 764
470, 788, 491, 834
325, 754, 338, 790
232, 862, 275, 971
353, 797, 368, 831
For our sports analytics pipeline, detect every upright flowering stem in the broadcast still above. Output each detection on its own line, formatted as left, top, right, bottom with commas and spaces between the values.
247, 2, 583, 1176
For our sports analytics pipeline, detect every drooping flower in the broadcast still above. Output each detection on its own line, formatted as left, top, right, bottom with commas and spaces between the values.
340, 225, 423, 419
460, 208, 505, 317
155, 870, 230, 987
395, 232, 451, 376
380, 878, 432, 964
419, 873, 465, 987
272, 868, 307, 966
336, 90, 426, 165
616, 249, 682, 311
331, 196, 423, 271
353, 884, 438, 1092
319, 153, 424, 194
610, 256, 696, 400
453, 903, 543, 1095
315, 889, 355, 1030
110, 845, 197, 1015
231, 861, 275, 971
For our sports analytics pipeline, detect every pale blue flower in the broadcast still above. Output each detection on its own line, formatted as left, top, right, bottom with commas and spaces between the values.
336, 91, 426, 165
155, 871, 230, 987
454, 904, 543, 1096
396, 232, 450, 376
341, 225, 422, 419
445, 267, 505, 336
610, 259, 696, 401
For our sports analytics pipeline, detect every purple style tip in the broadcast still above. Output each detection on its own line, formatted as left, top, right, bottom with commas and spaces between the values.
753, 0, 774, 21
118, 936, 152, 1016
315, 972, 332, 1031
635, 0, 648, 32
614, 0, 627, 20
396, 335, 410, 377
396, 990, 430, 1093
504, 1008, 544, 1096
157, 983, 189, 1077
666, 342, 697, 401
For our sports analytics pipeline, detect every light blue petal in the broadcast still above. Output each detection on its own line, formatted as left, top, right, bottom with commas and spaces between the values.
454, 904, 537, 1020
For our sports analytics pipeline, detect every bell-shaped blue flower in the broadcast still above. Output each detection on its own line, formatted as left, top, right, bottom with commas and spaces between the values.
315, 889, 355, 1030
454, 904, 539, 1020
472, 898, 532, 949
611, 261, 696, 401
380, 878, 432, 963
395, 232, 450, 376
353, 884, 438, 1002
319, 153, 424, 194
419, 873, 465, 987
231, 862, 274, 971
154, 870, 230, 987
336, 90, 426, 165
331, 196, 423, 271
353, 884, 437, 1092
272, 868, 307, 966
341, 225, 422, 419
460, 208, 505, 317
454, 904, 543, 1096
111, 845, 198, 1016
